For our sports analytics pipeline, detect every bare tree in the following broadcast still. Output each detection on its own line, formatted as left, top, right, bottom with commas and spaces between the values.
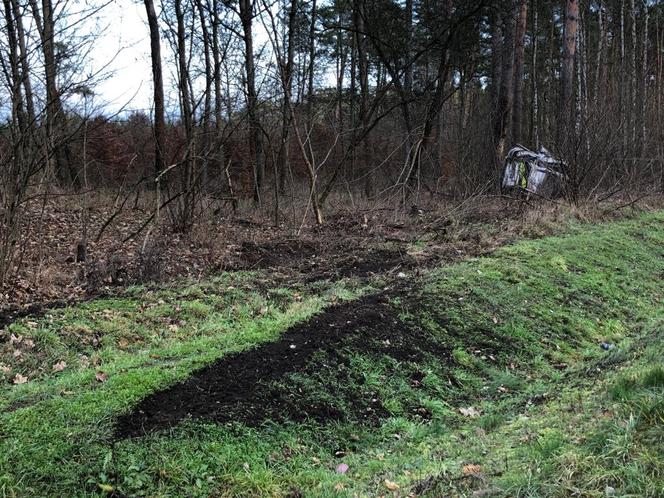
512, 0, 528, 144
239, 0, 266, 204
559, 0, 579, 143
29, 0, 78, 187
493, 0, 517, 162
144, 0, 166, 175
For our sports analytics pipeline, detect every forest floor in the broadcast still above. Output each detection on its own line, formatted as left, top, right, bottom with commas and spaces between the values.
2, 193, 659, 314
0, 209, 662, 497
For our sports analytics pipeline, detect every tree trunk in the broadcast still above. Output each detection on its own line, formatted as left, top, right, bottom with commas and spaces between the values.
10, 0, 36, 127
630, 0, 637, 148
31, 0, 78, 187
276, 0, 297, 200
512, 0, 528, 145
196, 0, 213, 158
307, 0, 317, 121
404, 0, 413, 95
493, 0, 518, 163
2, 0, 27, 133
144, 0, 166, 176
174, 0, 196, 230
640, 2, 649, 154
559, 0, 579, 145
490, 6, 503, 114
239, 0, 265, 205
593, 0, 604, 106
353, 0, 371, 197
530, 0, 539, 147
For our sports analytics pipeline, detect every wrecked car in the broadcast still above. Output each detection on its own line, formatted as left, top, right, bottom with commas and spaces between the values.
502, 145, 567, 198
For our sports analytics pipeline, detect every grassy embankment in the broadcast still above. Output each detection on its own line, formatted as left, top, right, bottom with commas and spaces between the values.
1, 212, 663, 497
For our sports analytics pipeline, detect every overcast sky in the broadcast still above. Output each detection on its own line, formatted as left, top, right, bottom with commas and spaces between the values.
88, 0, 153, 114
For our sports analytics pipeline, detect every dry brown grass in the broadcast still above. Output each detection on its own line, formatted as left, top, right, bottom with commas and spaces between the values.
1, 187, 661, 310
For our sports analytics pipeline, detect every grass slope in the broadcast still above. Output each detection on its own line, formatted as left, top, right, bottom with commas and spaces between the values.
1, 212, 663, 497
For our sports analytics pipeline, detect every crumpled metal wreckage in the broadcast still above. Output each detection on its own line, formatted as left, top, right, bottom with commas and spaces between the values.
502, 145, 567, 198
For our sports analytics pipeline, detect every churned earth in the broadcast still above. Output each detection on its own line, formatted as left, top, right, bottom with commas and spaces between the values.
1, 211, 663, 497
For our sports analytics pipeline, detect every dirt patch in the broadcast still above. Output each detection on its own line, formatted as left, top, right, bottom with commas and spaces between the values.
115, 291, 450, 438
234, 237, 420, 280
325, 248, 417, 279
237, 239, 320, 269
4, 194, 610, 312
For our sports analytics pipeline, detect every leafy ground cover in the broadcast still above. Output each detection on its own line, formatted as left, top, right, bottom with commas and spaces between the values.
1, 212, 662, 497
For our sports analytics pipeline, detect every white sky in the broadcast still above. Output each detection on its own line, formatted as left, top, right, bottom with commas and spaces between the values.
88, 0, 153, 114
81, 0, 329, 116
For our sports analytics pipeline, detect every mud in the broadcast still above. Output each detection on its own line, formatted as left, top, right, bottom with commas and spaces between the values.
115, 291, 450, 438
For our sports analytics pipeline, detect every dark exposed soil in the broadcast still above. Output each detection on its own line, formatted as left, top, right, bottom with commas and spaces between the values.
115, 291, 451, 438
236, 238, 420, 280
237, 239, 320, 269
317, 248, 418, 279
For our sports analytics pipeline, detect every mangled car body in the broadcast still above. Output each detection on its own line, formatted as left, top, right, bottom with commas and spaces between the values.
502, 145, 567, 198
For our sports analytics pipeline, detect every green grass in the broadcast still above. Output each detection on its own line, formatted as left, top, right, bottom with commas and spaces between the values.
1, 212, 663, 497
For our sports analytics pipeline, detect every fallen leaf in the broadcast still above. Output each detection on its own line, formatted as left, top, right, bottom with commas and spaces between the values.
0, 364, 11, 373
23, 339, 35, 349
462, 464, 483, 476
98, 483, 114, 492
459, 406, 481, 418
334, 482, 346, 491
95, 371, 108, 383
13, 373, 28, 384
52, 361, 67, 372
384, 479, 400, 491
335, 463, 349, 474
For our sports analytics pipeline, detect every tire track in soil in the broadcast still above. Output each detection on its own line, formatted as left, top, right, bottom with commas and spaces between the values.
115, 291, 450, 438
